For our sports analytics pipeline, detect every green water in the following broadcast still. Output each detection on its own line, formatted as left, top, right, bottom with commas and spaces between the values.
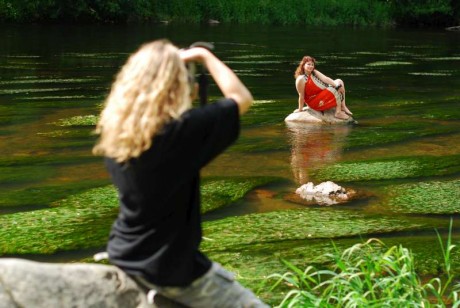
1, 24, 459, 292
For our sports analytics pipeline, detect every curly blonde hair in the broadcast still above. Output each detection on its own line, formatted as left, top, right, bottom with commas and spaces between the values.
93, 40, 191, 162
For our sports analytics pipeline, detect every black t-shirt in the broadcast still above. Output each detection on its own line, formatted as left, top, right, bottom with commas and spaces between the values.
105, 98, 240, 287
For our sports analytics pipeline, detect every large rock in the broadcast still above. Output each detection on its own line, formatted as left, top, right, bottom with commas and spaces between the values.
284, 107, 356, 125
0, 258, 150, 308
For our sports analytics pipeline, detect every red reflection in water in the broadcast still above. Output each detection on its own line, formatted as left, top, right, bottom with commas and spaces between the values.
287, 122, 351, 184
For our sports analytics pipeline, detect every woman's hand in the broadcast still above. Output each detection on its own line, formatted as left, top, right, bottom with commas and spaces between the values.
180, 47, 253, 115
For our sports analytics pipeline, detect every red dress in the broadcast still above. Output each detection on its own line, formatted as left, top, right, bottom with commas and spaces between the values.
303, 74, 341, 111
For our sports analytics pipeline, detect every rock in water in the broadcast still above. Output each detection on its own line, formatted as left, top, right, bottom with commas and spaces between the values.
285, 107, 356, 125
296, 181, 353, 205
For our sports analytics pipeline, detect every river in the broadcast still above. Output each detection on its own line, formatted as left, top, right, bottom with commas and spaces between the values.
1, 23, 459, 290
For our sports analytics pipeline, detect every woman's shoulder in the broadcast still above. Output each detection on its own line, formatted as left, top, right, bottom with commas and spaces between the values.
295, 75, 306, 83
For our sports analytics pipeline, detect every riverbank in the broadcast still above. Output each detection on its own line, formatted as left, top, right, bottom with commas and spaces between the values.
0, 0, 458, 27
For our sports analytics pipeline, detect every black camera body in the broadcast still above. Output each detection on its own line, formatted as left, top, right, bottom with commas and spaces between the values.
186, 42, 214, 106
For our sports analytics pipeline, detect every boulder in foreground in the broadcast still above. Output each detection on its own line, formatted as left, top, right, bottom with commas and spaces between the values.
0, 258, 150, 308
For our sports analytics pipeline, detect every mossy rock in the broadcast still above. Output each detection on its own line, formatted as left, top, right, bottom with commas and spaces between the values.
314, 155, 460, 183
385, 179, 460, 214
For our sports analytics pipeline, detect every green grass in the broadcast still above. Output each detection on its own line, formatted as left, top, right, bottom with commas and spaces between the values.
267, 220, 460, 307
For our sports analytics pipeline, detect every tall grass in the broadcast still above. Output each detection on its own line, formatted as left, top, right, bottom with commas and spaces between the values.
267, 220, 460, 307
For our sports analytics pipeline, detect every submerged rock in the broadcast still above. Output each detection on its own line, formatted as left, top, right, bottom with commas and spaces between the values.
295, 181, 356, 205
446, 26, 460, 31
285, 107, 356, 125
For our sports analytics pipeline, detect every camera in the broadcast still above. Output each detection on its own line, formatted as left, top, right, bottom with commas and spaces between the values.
185, 41, 214, 106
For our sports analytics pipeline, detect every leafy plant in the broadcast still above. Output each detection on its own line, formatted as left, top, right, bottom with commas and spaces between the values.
268, 220, 460, 307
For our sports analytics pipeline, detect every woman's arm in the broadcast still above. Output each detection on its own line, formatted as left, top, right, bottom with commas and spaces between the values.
295, 76, 306, 112
314, 70, 339, 87
180, 47, 253, 115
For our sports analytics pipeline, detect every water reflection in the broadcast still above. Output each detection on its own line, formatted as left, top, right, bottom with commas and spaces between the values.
287, 122, 351, 185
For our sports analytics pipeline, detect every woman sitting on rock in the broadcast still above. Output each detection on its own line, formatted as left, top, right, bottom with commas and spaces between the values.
294, 55, 352, 120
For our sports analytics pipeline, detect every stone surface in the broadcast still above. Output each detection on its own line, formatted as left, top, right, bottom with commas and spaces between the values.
0, 258, 151, 308
284, 107, 356, 125
446, 26, 460, 31
296, 181, 355, 205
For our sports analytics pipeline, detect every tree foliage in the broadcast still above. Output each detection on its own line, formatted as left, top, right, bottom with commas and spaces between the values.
386, 0, 458, 26
0, 0, 458, 26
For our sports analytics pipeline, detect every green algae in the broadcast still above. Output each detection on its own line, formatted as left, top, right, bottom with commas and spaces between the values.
202, 208, 426, 252
37, 130, 73, 137
0, 154, 98, 168
385, 179, 460, 214
53, 115, 98, 127
0, 166, 55, 185
0, 88, 75, 95
0, 176, 279, 254
0, 155, 104, 207
200, 208, 453, 301
344, 120, 459, 150
240, 99, 292, 128
212, 233, 460, 305
0, 78, 101, 85
366, 61, 413, 67
230, 136, 288, 153
0, 186, 118, 254
313, 155, 460, 183
201, 176, 281, 213
0, 181, 109, 208
408, 72, 452, 76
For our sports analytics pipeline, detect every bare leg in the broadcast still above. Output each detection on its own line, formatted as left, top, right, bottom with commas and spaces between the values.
334, 100, 350, 120
335, 79, 352, 115
342, 95, 353, 115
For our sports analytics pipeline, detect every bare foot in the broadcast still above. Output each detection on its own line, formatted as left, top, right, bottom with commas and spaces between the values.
343, 106, 353, 115
335, 111, 350, 120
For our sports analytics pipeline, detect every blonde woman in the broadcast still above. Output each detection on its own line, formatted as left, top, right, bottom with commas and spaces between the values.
93, 40, 267, 307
